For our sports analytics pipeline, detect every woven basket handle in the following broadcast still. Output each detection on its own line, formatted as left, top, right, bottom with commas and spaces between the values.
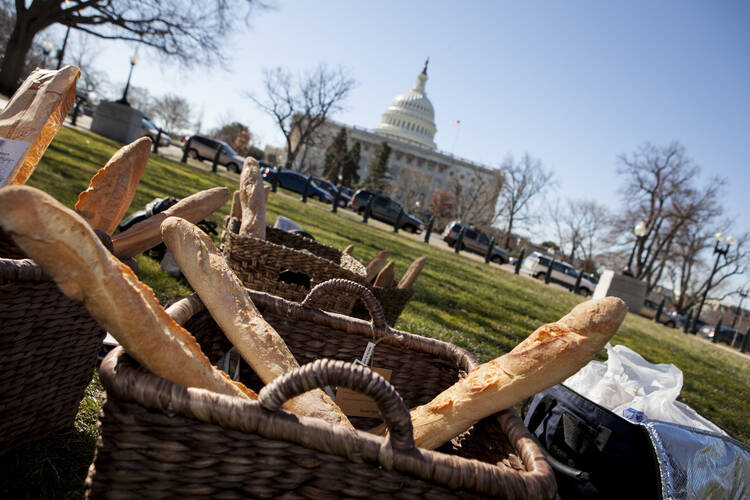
259, 358, 415, 452
302, 279, 387, 329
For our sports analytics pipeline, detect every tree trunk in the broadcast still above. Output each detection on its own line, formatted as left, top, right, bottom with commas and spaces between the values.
0, 16, 36, 96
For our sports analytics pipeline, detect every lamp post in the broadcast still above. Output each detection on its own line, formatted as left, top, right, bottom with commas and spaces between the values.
40, 40, 54, 67
731, 286, 749, 330
56, 0, 74, 69
623, 220, 647, 277
691, 231, 734, 333
116, 52, 139, 106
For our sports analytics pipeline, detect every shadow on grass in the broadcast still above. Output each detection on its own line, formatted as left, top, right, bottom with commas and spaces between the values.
0, 425, 97, 499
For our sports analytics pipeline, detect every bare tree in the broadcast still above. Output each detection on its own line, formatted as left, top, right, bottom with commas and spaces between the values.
495, 153, 554, 248
248, 65, 356, 171
427, 189, 456, 219
63, 33, 109, 104
554, 198, 610, 264
447, 169, 504, 226
0, 0, 264, 96
124, 85, 155, 117
151, 93, 192, 133
387, 169, 431, 214
614, 142, 727, 291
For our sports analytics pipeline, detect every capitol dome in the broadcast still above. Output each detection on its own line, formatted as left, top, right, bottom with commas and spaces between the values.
373, 61, 437, 150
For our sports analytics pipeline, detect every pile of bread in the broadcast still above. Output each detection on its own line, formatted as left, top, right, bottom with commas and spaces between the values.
0, 67, 628, 450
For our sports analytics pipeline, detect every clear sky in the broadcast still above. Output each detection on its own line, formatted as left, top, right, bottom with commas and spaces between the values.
48, 1, 750, 285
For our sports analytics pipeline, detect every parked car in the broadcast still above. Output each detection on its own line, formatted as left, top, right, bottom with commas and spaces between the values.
442, 221, 510, 264
639, 299, 677, 327
184, 134, 246, 173
311, 177, 352, 207
263, 169, 334, 203
350, 190, 424, 233
698, 325, 742, 345
519, 252, 596, 296
141, 116, 171, 147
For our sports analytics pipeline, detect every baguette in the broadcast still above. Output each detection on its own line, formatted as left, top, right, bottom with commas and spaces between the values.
397, 255, 427, 289
238, 157, 266, 239
343, 244, 355, 256
161, 216, 352, 427
372, 297, 627, 449
75, 137, 151, 234
0, 186, 254, 400
230, 190, 242, 219
111, 186, 229, 258
373, 260, 395, 287
0, 66, 80, 186
365, 250, 390, 282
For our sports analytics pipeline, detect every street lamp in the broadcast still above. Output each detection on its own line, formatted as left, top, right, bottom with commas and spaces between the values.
40, 40, 54, 67
116, 52, 139, 106
731, 286, 749, 330
691, 231, 734, 333
56, 0, 74, 69
623, 220, 647, 277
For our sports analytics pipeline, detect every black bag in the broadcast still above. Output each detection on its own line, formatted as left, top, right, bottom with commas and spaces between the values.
524, 384, 662, 499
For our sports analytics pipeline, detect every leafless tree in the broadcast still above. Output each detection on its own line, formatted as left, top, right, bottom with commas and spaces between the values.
554, 198, 610, 265
427, 189, 456, 219
387, 169, 431, 214
614, 142, 726, 290
151, 93, 192, 133
447, 169, 504, 226
495, 153, 554, 248
0, 0, 265, 96
248, 65, 356, 171
63, 33, 109, 104
124, 85, 155, 117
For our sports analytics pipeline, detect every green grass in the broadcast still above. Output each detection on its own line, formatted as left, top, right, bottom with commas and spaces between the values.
2, 125, 749, 497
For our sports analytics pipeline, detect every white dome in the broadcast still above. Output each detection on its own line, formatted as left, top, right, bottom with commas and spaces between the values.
373, 65, 437, 150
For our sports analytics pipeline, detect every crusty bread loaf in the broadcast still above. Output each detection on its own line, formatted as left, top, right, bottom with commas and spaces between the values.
397, 255, 427, 289
366, 250, 390, 282
75, 137, 151, 234
0, 66, 80, 186
372, 297, 627, 449
238, 157, 266, 239
0, 186, 254, 400
111, 186, 229, 258
230, 190, 242, 219
373, 260, 395, 287
161, 216, 352, 427
343, 244, 355, 256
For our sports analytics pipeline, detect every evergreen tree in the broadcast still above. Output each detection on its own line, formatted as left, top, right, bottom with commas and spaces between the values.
341, 142, 361, 187
362, 142, 391, 192
322, 127, 348, 182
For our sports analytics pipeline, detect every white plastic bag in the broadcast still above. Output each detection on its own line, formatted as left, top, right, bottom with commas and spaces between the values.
564, 343, 725, 434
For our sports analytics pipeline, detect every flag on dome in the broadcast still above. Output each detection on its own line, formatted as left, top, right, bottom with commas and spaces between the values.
450, 119, 461, 126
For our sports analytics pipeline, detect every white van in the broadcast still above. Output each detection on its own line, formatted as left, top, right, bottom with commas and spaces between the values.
520, 252, 595, 296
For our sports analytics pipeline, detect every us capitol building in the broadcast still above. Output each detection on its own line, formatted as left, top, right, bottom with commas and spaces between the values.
285, 62, 499, 213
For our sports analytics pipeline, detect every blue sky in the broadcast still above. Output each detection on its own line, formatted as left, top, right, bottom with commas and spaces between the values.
51, 1, 749, 270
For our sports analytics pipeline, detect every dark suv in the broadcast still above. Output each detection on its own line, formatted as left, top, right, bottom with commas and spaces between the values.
442, 221, 510, 264
185, 135, 246, 173
351, 190, 424, 233
262, 168, 334, 203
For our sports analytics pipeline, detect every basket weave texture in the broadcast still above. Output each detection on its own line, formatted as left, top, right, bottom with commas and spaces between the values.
0, 233, 105, 455
221, 221, 368, 314
351, 285, 414, 326
86, 280, 556, 498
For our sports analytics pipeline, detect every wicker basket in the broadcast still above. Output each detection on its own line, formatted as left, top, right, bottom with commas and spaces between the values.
221, 220, 368, 314
86, 280, 556, 498
0, 232, 105, 455
351, 285, 414, 326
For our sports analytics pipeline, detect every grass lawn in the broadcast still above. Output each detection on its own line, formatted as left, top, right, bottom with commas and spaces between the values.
2, 125, 748, 497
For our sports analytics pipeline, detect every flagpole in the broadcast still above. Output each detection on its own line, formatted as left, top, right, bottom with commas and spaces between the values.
450, 120, 461, 154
